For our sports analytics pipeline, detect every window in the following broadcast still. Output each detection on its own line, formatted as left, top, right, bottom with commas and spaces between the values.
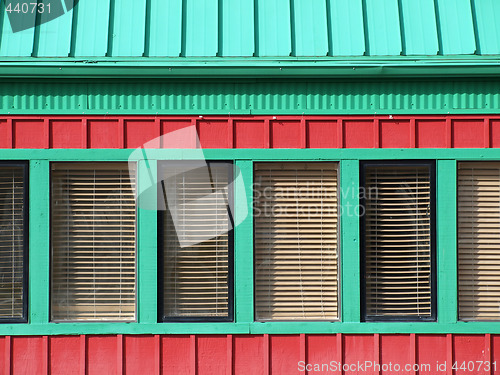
158, 162, 233, 321
361, 162, 435, 321
51, 163, 136, 321
254, 162, 339, 321
458, 162, 500, 320
0, 163, 27, 322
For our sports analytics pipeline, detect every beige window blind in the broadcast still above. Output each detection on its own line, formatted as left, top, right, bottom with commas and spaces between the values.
51, 163, 136, 321
0, 166, 25, 319
160, 162, 231, 319
363, 164, 433, 319
458, 162, 500, 320
254, 162, 339, 321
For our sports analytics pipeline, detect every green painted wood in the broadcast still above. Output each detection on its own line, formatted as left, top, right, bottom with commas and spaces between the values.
471, 0, 500, 55
327, 0, 365, 56
185, 0, 218, 57
435, 0, 476, 54
292, 0, 328, 57
436, 160, 458, 324
137, 159, 158, 323
221, 0, 254, 57
255, 0, 291, 56
1, 148, 500, 162
234, 161, 253, 323
399, 0, 438, 55
364, 0, 402, 55
72, 0, 111, 57
147, 0, 182, 57
109, 0, 147, 56
29, 160, 50, 324
0, 1, 36, 56
340, 160, 361, 323
36, 5, 73, 57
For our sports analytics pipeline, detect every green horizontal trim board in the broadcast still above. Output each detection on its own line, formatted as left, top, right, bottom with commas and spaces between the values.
1, 79, 500, 114
1, 59, 500, 79
3, 148, 500, 161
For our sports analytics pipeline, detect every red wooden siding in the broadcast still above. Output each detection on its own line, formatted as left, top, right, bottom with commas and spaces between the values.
1, 334, 500, 374
1, 115, 499, 149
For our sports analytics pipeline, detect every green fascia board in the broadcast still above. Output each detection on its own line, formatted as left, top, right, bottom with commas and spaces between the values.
0, 57, 499, 78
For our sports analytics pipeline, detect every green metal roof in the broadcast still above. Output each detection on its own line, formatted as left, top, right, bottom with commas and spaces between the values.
0, 0, 499, 78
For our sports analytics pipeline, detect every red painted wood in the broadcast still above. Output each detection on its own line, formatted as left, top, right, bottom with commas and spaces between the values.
11, 336, 45, 374
306, 335, 339, 374
270, 120, 303, 148
452, 119, 486, 148
492, 335, 500, 375
161, 120, 196, 148
197, 120, 232, 148
88, 119, 122, 148
13, 119, 48, 148
416, 120, 448, 148
197, 335, 228, 375
161, 335, 192, 375
124, 120, 159, 149
124, 335, 156, 375
86, 335, 118, 375
343, 335, 376, 375
50, 119, 85, 148
416, 335, 447, 375
453, 335, 486, 375
380, 335, 412, 375
379, 120, 412, 148
1, 115, 500, 150
0, 119, 12, 148
234, 120, 268, 148
306, 120, 339, 148
343, 120, 375, 148
49, 336, 81, 375
233, 335, 266, 375
270, 335, 301, 375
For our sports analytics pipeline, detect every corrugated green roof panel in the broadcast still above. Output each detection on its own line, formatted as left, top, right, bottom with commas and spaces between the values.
471, 0, 500, 55
256, 0, 291, 57
293, 0, 328, 57
435, 0, 476, 54
0, 0, 499, 59
185, 0, 218, 57
364, 0, 402, 56
147, 0, 182, 57
221, 0, 254, 57
399, 0, 439, 55
72, 0, 110, 57
327, 0, 365, 56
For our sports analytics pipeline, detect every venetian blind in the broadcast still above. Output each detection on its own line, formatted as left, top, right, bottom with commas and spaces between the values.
0, 166, 25, 319
51, 163, 136, 321
254, 162, 339, 321
364, 165, 432, 319
160, 162, 230, 319
458, 162, 500, 320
